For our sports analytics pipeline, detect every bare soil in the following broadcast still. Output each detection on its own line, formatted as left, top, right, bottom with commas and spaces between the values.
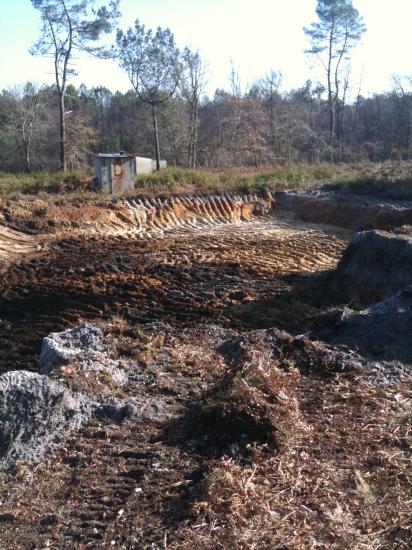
0, 200, 350, 375
0, 225, 38, 261
0, 192, 410, 549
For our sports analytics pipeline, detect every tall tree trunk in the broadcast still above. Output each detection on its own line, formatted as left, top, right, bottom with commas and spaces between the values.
270, 99, 277, 158
21, 120, 31, 173
351, 89, 362, 157
187, 103, 195, 168
187, 100, 199, 169
24, 135, 31, 173
192, 105, 198, 169
152, 103, 160, 171
330, 105, 336, 162
59, 92, 66, 172
407, 99, 411, 154
327, 22, 335, 162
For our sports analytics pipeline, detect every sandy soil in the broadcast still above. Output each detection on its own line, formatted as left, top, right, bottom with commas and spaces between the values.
0, 225, 38, 260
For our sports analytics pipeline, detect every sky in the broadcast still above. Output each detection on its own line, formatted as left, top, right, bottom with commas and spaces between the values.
0, 0, 411, 98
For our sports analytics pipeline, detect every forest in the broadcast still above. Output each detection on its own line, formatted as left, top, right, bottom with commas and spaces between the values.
0, 0, 411, 173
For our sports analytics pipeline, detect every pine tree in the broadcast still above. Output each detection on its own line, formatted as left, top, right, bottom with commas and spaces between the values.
115, 21, 181, 170
31, 0, 120, 171
304, 0, 365, 161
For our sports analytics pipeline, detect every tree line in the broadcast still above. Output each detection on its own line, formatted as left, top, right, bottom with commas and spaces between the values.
0, 0, 411, 172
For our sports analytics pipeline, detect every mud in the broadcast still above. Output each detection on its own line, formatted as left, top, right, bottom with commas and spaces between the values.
2, 188, 410, 375
0, 214, 350, 374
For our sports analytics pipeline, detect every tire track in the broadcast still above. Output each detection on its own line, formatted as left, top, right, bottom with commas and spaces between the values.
0, 215, 351, 374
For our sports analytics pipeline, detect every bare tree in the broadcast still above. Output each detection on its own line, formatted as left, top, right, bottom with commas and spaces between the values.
66, 110, 97, 170
391, 75, 412, 157
30, 0, 120, 171
229, 61, 243, 98
180, 48, 207, 169
257, 70, 283, 161
116, 21, 181, 170
5, 83, 48, 172
337, 66, 350, 160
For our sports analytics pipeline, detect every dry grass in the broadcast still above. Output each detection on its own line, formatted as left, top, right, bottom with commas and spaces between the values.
334, 161, 412, 200
0, 169, 92, 196
0, 323, 410, 549
50, 361, 123, 397
169, 372, 412, 549
2, 161, 411, 203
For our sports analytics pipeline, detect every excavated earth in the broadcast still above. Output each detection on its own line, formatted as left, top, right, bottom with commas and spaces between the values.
0, 194, 351, 374
0, 190, 411, 549
276, 187, 412, 230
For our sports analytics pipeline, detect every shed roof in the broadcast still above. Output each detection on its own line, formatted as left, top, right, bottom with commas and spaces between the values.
92, 152, 135, 159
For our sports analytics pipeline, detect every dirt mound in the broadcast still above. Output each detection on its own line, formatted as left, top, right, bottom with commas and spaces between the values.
314, 286, 412, 364
337, 230, 412, 300
2, 193, 272, 236
221, 326, 408, 382
276, 190, 412, 230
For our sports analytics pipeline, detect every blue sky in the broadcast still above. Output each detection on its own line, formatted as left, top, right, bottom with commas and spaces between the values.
0, 0, 411, 97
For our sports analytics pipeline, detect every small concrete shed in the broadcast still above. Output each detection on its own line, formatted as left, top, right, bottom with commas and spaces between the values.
93, 152, 168, 194
93, 152, 135, 194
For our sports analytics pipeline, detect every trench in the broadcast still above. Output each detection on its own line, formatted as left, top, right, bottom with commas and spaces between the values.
276, 189, 412, 231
